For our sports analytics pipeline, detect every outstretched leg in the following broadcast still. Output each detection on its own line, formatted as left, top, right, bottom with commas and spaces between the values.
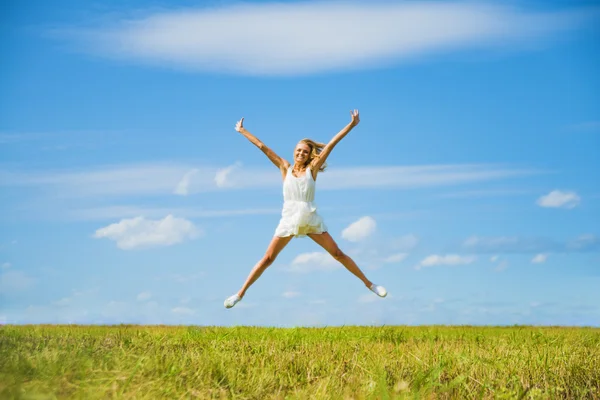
308, 232, 372, 286
225, 235, 293, 308
308, 232, 387, 297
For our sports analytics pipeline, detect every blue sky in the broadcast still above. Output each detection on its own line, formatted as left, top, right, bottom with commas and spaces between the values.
1, 0, 599, 326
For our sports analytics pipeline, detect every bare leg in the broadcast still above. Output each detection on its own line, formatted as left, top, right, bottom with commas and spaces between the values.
237, 235, 294, 298
307, 232, 372, 287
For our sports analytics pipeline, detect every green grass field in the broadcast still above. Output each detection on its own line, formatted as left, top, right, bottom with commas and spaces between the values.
1, 325, 599, 399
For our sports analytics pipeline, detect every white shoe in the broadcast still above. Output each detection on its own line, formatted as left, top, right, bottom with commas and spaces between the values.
224, 294, 242, 309
369, 284, 387, 298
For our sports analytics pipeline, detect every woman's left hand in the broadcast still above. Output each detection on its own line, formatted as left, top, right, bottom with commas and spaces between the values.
350, 109, 360, 126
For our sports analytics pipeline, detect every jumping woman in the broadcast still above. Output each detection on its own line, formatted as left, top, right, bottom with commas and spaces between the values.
224, 110, 387, 309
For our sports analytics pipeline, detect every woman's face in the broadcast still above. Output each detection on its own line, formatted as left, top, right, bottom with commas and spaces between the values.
294, 143, 311, 165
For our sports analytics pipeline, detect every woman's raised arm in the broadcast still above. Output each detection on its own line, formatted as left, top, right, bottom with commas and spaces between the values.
311, 110, 360, 171
235, 118, 290, 174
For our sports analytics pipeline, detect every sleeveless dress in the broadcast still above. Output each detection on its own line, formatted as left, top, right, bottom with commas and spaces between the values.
274, 166, 328, 238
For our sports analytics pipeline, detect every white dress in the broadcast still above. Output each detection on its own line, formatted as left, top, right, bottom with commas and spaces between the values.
274, 166, 328, 238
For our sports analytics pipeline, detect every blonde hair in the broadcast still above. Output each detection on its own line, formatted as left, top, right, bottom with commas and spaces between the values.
298, 138, 327, 172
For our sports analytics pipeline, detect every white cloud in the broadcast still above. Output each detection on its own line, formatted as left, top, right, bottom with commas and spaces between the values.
94, 214, 200, 250
0, 270, 35, 293
531, 253, 548, 264
282, 291, 300, 299
287, 252, 340, 273
66, 2, 589, 76
383, 253, 408, 264
490, 255, 499, 262
171, 307, 195, 315
391, 234, 419, 251
342, 216, 376, 242
215, 162, 242, 188
1, 262, 10, 270
536, 190, 580, 209
174, 168, 198, 195
137, 291, 152, 301
416, 254, 476, 270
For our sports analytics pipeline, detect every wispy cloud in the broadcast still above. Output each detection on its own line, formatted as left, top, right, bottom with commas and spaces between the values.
174, 168, 199, 196
94, 214, 200, 250
0, 270, 35, 293
53, 297, 72, 307
61, 2, 592, 76
531, 254, 548, 264
569, 121, 600, 133
358, 292, 393, 304
357, 294, 380, 304
464, 234, 600, 253
154, 272, 204, 284
318, 165, 539, 191
342, 216, 376, 242
171, 307, 195, 315
438, 188, 531, 198
489, 255, 507, 272
536, 190, 580, 209
67, 206, 280, 221
215, 162, 242, 188
416, 254, 476, 270
494, 260, 509, 272
566, 234, 600, 252
383, 253, 408, 264
282, 291, 301, 299
137, 291, 152, 301
464, 236, 557, 253
0, 163, 209, 197
0, 163, 541, 197
0, 133, 34, 144
390, 234, 419, 251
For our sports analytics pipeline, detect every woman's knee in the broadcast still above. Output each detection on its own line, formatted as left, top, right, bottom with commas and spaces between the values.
331, 247, 345, 261
261, 253, 277, 266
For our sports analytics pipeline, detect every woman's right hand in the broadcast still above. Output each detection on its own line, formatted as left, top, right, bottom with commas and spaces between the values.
235, 118, 245, 132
